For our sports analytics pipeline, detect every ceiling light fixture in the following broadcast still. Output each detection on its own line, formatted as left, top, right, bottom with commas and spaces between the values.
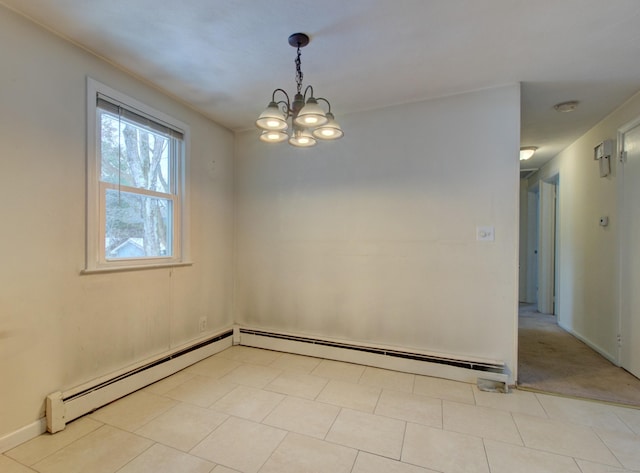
520, 146, 538, 161
554, 100, 579, 113
256, 33, 343, 147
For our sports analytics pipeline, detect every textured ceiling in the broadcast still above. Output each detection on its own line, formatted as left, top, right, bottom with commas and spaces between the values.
3, 0, 640, 169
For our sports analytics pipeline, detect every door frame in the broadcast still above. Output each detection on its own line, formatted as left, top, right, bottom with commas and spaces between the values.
538, 176, 559, 315
617, 116, 640, 369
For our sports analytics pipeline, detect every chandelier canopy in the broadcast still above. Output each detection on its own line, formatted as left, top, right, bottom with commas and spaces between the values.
256, 33, 343, 147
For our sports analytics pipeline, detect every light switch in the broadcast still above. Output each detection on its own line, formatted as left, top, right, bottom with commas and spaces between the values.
476, 226, 495, 241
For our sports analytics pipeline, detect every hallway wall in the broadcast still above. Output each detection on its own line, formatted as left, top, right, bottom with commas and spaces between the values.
526, 90, 640, 361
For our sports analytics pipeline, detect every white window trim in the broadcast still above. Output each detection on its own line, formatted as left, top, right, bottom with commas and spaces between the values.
84, 77, 191, 273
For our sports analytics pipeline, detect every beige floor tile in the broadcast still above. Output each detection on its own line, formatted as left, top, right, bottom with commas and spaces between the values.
211, 385, 284, 422
484, 439, 582, 473
413, 376, 475, 404
536, 394, 634, 434
259, 432, 357, 473
574, 459, 636, 473
326, 408, 405, 459
311, 359, 366, 382
31, 425, 152, 473
375, 390, 442, 428
190, 417, 286, 473
402, 423, 489, 473
268, 353, 322, 373
513, 413, 622, 466
262, 396, 340, 439
89, 390, 177, 431
0, 455, 38, 473
219, 364, 282, 388
265, 371, 329, 399
211, 466, 241, 473
359, 367, 415, 393
215, 346, 283, 366
116, 443, 214, 473
164, 375, 237, 407
135, 402, 228, 451
5, 417, 103, 466
316, 379, 381, 412
596, 430, 640, 470
443, 401, 523, 445
352, 451, 438, 473
144, 370, 196, 395
185, 355, 242, 378
473, 387, 547, 417
613, 406, 640, 435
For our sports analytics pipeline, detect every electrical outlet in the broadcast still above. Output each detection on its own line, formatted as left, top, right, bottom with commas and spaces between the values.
198, 317, 207, 332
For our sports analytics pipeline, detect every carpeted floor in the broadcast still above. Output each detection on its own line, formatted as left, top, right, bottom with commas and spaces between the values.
518, 303, 640, 407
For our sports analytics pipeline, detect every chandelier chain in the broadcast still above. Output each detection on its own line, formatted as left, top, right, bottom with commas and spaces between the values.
295, 45, 303, 94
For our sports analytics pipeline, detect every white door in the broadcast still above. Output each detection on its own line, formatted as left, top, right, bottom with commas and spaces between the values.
620, 119, 640, 378
526, 188, 539, 304
538, 179, 557, 315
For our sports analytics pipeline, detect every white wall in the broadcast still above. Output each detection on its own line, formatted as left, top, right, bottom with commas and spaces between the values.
235, 85, 521, 381
531, 90, 640, 360
0, 6, 235, 438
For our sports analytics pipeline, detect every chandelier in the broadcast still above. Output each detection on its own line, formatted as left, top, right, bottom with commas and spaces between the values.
256, 33, 343, 147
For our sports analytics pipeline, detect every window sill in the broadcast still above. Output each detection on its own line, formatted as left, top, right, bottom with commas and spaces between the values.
81, 261, 193, 275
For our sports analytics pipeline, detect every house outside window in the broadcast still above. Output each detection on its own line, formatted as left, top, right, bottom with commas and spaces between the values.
85, 78, 190, 272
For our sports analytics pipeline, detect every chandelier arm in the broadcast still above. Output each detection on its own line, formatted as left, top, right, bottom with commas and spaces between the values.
271, 88, 292, 117
302, 85, 315, 101
315, 97, 332, 113
271, 88, 290, 104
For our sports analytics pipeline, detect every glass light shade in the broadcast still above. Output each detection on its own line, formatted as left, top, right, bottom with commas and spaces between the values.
520, 146, 537, 161
311, 113, 344, 140
289, 129, 317, 147
294, 98, 328, 128
259, 130, 288, 143
256, 102, 288, 131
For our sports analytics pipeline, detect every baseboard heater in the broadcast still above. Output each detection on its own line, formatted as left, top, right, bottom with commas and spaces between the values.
238, 328, 507, 383
46, 329, 233, 434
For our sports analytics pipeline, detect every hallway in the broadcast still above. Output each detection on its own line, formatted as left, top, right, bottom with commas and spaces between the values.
518, 304, 640, 407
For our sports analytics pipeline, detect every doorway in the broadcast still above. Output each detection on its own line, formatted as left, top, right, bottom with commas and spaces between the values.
619, 117, 640, 379
518, 158, 640, 405
522, 176, 557, 312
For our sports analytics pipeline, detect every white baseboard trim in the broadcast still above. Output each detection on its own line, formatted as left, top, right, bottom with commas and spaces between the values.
557, 321, 618, 364
49, 328, 234, 433
238, 327, 508, 384
0, 418, 46, 454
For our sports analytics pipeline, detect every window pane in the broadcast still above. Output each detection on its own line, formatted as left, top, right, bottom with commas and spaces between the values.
100, 111, 172, 193
105, 188, 173, 259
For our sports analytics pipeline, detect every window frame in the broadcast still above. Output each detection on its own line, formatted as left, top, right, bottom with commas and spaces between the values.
85, 78, 191, 273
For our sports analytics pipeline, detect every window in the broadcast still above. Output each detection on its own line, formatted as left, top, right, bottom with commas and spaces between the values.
86, 79, 189, 271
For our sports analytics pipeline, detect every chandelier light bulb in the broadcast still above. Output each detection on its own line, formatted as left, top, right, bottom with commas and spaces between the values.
312, 112, 344, 141
256, 101, 288, 131
259, 130, 288, 143
289, 129, 317, 147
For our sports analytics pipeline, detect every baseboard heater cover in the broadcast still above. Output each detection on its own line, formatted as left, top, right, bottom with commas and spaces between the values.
46, 329, 233, 434
238, 328, 506, 378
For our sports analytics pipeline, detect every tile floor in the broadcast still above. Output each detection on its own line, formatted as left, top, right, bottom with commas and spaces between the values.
3, 346, 640, 473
